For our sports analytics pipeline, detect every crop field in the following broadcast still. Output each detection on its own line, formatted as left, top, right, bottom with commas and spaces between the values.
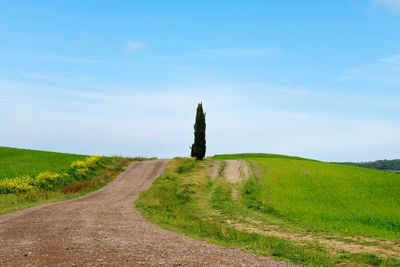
0, 146, 134, 214
136, 154, 400, 266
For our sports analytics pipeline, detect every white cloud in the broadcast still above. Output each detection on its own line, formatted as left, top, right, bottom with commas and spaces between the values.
123, 40, 145, 51
372, 0, 400, 13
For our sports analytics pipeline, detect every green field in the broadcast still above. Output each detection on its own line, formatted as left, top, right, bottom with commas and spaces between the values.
214, 153, 400, 240
0, 146, 87, 179
0, 146, 134, 214
136, 154, 400, 266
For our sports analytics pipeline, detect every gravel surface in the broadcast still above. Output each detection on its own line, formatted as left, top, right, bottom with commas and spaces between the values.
0, 159, 298, 266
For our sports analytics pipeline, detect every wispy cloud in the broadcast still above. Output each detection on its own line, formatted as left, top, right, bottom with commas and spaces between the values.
152, 48, 284, 61
336, 53, 400, 88
0, 49, 104, 64
123, 40, 145, 51
380, 54, 400, 62
23, 73, 60, 80
22, 72, 96, 81
372, 0, 400, 13
192, 48, 283, 58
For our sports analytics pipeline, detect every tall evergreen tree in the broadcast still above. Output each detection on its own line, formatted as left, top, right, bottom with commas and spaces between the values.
191, 103, 206, 160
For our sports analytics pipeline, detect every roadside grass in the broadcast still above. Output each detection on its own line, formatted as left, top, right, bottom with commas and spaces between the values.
136, 156, 400, 266
0, 147, 140, 214
0, 146, 87, 179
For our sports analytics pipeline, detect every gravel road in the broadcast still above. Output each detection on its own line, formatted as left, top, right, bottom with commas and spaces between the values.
0, 159, 296, 266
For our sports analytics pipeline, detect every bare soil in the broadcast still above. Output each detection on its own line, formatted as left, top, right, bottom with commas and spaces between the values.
207, 160, 220, 180
226, 217, 400, 259
0, 160, 294, 266
223, 160, 250, 183
221, 160, 250, 198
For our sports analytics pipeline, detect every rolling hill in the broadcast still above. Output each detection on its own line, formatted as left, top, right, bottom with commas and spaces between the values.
0, 146, 87, 180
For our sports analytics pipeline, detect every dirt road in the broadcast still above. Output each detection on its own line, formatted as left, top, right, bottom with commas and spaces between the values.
0, 160, 294, 266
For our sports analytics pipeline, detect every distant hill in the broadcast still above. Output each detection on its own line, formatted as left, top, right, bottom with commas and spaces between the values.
338, 159, 400, 174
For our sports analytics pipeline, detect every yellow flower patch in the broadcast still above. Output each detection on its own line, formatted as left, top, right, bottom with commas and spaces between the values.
85, 155, 101, 169
70, 160, 89, 177
35, 171, 65, 189
0, 176, 34, 193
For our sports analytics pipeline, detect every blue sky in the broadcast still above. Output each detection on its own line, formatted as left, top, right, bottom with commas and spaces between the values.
1, 0, 400, 161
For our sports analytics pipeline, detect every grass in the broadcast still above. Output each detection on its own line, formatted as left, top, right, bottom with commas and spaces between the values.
0, 147, 137, 214
136, 155, 400, 266
211, 153, 317, 161
0, 146, 87, 179
212, 153, 400, 240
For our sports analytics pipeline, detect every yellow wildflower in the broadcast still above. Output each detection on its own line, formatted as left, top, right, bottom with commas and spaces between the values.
0, 176, 34, 193
85, 155, 101, 169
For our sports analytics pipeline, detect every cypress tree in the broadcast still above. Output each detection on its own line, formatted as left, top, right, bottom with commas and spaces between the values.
191, 103, 206, 160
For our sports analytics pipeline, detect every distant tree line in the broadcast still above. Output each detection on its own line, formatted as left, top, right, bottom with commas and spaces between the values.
338, 159, 400, 173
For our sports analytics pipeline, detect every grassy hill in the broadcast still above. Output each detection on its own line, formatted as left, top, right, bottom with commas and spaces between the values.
0, 146, 87, 179
0, 146, 134, 214
136, 154, 400, 266
214, 153, 400, 240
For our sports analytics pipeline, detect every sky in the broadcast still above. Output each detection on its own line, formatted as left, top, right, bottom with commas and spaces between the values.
1, 0, 400, 162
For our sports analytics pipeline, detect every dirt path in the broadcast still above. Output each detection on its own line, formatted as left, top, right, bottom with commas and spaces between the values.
223, 160, 250, 183
0, 160, 294, 266
227, 218, 400, 259
207, 160, 220, 180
